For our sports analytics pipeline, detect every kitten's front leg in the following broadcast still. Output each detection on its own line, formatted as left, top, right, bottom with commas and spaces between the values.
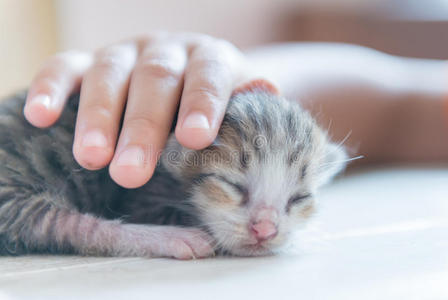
4, 202, 214, 259
68, 214, 215, 259
116, 224, 215, 259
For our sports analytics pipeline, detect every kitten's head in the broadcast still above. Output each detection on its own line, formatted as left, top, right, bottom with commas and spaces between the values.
162, 80, 347, 256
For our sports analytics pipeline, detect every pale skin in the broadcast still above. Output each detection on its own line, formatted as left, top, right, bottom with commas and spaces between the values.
25, 33, 250, 188
247, 43, 448, 165
24, 33, 448, 189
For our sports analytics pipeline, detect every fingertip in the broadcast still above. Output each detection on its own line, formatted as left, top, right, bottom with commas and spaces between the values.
108, 145, 156, 188
175, 111, 217, 149
73, 143, 114, 171
23, 95, 59, 128
175, 126, 216, 150
109, 164, 155, 189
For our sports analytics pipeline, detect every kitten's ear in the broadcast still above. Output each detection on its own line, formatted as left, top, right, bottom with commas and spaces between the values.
232, 79, 279, 96
316, 142, 348, 187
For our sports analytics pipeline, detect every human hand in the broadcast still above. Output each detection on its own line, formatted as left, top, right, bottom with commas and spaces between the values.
24, 32, 249, 188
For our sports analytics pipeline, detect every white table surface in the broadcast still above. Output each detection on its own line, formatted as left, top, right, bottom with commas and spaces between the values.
1, 166, 447, 300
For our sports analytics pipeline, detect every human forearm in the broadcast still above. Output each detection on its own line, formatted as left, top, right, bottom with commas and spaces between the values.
246, 43, 448, 165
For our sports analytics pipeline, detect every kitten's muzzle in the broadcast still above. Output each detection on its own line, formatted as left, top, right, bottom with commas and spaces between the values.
249, 206, 279, 242
250, 220, 278, 242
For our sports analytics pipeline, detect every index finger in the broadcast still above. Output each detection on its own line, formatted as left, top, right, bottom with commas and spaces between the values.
175, 39, 245, 149
24, 51, 92, 128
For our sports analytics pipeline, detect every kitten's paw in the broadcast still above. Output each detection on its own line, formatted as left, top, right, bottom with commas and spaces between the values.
122, 225, 214, 259
160, 227, 215, 260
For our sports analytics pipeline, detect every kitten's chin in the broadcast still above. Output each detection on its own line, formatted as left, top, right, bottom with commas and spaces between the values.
211, 231, 290, 257
220, 240, 284, 257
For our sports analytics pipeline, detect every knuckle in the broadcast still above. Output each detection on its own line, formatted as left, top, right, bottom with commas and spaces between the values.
91, 56, 122, 74
96, 45, 129, 60
124, 116, 164, 133
213, 38, 239, 53
52, 50, 86, 63
135, 58, 183, 81
83, 103, 114, 120
37, 56, 72, 78
194, 34, 215, 46
92, 46, 133, 73
189, 57, 232, 81
87, 46, 137, 89
186, 74, 223, 100
44, 51, 79, 67
44, 50, 91, 72
188, 84, 220, 101
181, 32, 211, 45
137, 31, 166, 41
190, 56, 222, 70
193, 35, 237, 56
197, 36, 231, 50
35, 51, 92, 85
45, 55, 70, 70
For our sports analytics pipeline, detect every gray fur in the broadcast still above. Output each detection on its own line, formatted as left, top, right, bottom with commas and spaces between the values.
0, 89, 346, 257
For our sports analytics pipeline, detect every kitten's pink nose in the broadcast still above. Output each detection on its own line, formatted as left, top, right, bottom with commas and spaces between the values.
250, 221, 278, 241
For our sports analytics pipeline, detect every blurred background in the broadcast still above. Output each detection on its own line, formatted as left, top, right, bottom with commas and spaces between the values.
1, 0, 448, 98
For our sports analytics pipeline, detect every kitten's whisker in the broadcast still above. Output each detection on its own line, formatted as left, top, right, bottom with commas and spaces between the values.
326, 118, 333, 134
327, 130, 352, 156
320, 155, 364, 167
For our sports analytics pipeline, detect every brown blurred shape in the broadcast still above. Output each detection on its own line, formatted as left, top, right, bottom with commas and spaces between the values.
281, 1, 448, 59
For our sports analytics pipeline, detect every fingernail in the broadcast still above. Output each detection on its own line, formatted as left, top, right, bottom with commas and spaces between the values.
31, 94, 51, 109
82, 130, 108, 148
116, 146, 145, 167
183, 112, 210, 130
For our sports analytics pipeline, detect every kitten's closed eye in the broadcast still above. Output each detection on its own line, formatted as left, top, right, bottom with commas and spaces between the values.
288, 193, 311, 206
214, 175, 249, 206
199, 173, 249, 205
214, 175, 247, 197
0, 87, 346, 259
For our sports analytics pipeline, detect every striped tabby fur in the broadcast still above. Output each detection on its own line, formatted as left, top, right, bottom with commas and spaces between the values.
0, 90, 346, 258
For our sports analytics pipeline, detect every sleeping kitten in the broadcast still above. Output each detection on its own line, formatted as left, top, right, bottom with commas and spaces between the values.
0, 80, 346, 259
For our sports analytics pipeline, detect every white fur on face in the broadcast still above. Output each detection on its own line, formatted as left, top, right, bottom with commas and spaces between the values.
189, 145, 323, 256
162, 91, 347, 256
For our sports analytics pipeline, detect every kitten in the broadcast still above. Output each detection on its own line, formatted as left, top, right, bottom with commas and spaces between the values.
0, 80, 346, 259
